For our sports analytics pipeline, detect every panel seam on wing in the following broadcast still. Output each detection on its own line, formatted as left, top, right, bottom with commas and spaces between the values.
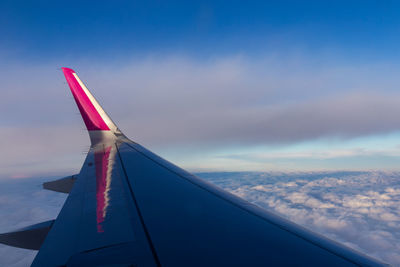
114, 143, 162, 267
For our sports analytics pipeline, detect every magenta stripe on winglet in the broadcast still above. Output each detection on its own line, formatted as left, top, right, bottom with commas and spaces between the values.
62, 67, 110, 131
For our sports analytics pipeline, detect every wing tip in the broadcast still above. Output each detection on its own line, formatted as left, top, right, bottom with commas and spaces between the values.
61, 67, 76, 73
61, 67, 124, 144
61, 67, 110, 132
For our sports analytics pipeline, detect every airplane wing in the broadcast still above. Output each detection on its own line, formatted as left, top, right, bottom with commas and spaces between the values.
1, 68, 387, 266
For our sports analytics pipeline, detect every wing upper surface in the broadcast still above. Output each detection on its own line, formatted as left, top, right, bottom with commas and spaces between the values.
113, 141, 385, 267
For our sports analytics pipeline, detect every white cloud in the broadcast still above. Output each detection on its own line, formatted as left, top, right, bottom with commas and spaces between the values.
2, 171, 400, 266
0, 177, 67, 267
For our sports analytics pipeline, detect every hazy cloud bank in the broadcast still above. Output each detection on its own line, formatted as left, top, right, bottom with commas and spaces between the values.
2, 55, 400, 175
2, 55, 400, 146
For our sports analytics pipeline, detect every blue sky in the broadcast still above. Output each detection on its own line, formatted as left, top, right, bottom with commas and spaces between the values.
2, 1, 400, 60
2, 1, 400, 176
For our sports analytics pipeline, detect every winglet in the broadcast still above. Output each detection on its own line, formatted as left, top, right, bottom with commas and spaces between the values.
62, 68, 122, 144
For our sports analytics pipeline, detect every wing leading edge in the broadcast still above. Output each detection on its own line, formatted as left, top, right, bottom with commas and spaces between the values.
20, 68, 387, 266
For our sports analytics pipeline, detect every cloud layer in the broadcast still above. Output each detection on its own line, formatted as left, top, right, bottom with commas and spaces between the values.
2, 171, 400, 266
0, 177, 67, 267
2, 55, 400, 144
2, 54, 400, 174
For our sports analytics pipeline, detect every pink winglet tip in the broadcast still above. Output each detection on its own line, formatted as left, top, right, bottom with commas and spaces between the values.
61, 67, 110, 131
61, 67, 76, 73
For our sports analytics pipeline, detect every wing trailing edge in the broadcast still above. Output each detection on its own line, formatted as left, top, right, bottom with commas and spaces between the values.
0, 220, 54, 250
43, 174, 78, 193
